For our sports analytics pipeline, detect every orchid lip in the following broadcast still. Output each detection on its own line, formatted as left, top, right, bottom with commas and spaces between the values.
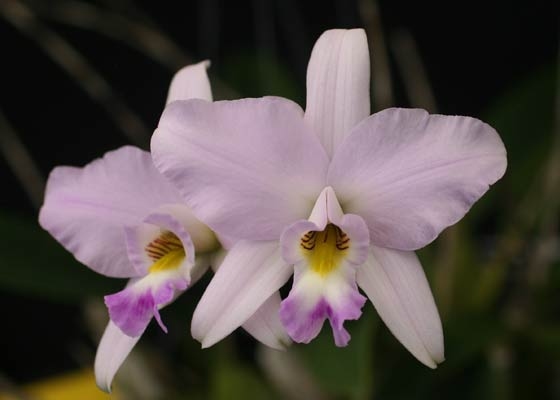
106, 226, 192, 337
146, 231, 186, 273
279, 187, 370, 346
300, 223, 350, 277
281, 187, 370, 271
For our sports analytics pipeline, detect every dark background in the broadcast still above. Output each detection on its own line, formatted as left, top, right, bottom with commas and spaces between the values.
0, 0, 558, 399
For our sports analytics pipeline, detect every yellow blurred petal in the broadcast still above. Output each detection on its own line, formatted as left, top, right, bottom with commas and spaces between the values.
0, 369, 119, 400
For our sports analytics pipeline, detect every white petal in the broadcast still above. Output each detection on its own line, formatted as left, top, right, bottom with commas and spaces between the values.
94, 320, 141, 393
166, 60, 212, 104
356, 246, 444, 368
191, 241, 292, 348
153, 97, 328, 241
329, 108, 507, 251
305, 29, 370, 156
242, 292, 292, 350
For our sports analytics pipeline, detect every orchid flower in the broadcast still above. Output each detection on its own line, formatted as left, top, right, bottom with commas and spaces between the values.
151, 29, 507, 368
39, 62, 290, 392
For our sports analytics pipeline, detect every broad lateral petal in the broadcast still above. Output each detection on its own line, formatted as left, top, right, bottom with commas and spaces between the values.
305, 29, 370, 157
329, 108, 507, 250
166, 60, 213, 104
39, 146, 184, 277
94, 320, 141, 393
242, 292, 292, 350
152, 97, 329, 241
191, 240, 292, 348
356, 246, 444, 368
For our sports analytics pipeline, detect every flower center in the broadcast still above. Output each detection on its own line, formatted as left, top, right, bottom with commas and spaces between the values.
300, 224, 349, 276
146, 231, 186, 273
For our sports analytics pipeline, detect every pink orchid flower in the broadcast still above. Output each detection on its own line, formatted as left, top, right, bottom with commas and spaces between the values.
152, 29, 507, 368
39, 62, 289, 392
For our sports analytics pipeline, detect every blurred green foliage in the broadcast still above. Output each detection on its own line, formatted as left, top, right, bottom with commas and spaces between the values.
0, 211, 120, 302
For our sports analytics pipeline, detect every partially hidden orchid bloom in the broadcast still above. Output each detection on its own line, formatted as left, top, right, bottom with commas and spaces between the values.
39, 61, 290, 392
151, 29, 507, 368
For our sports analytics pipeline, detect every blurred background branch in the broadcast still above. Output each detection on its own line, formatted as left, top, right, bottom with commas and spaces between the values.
0, 111, 44, 209
0, 0, 150, 147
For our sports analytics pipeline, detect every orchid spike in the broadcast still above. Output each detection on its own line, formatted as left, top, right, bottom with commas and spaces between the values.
39, 62, 290, 392
151, 29, 507, 368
